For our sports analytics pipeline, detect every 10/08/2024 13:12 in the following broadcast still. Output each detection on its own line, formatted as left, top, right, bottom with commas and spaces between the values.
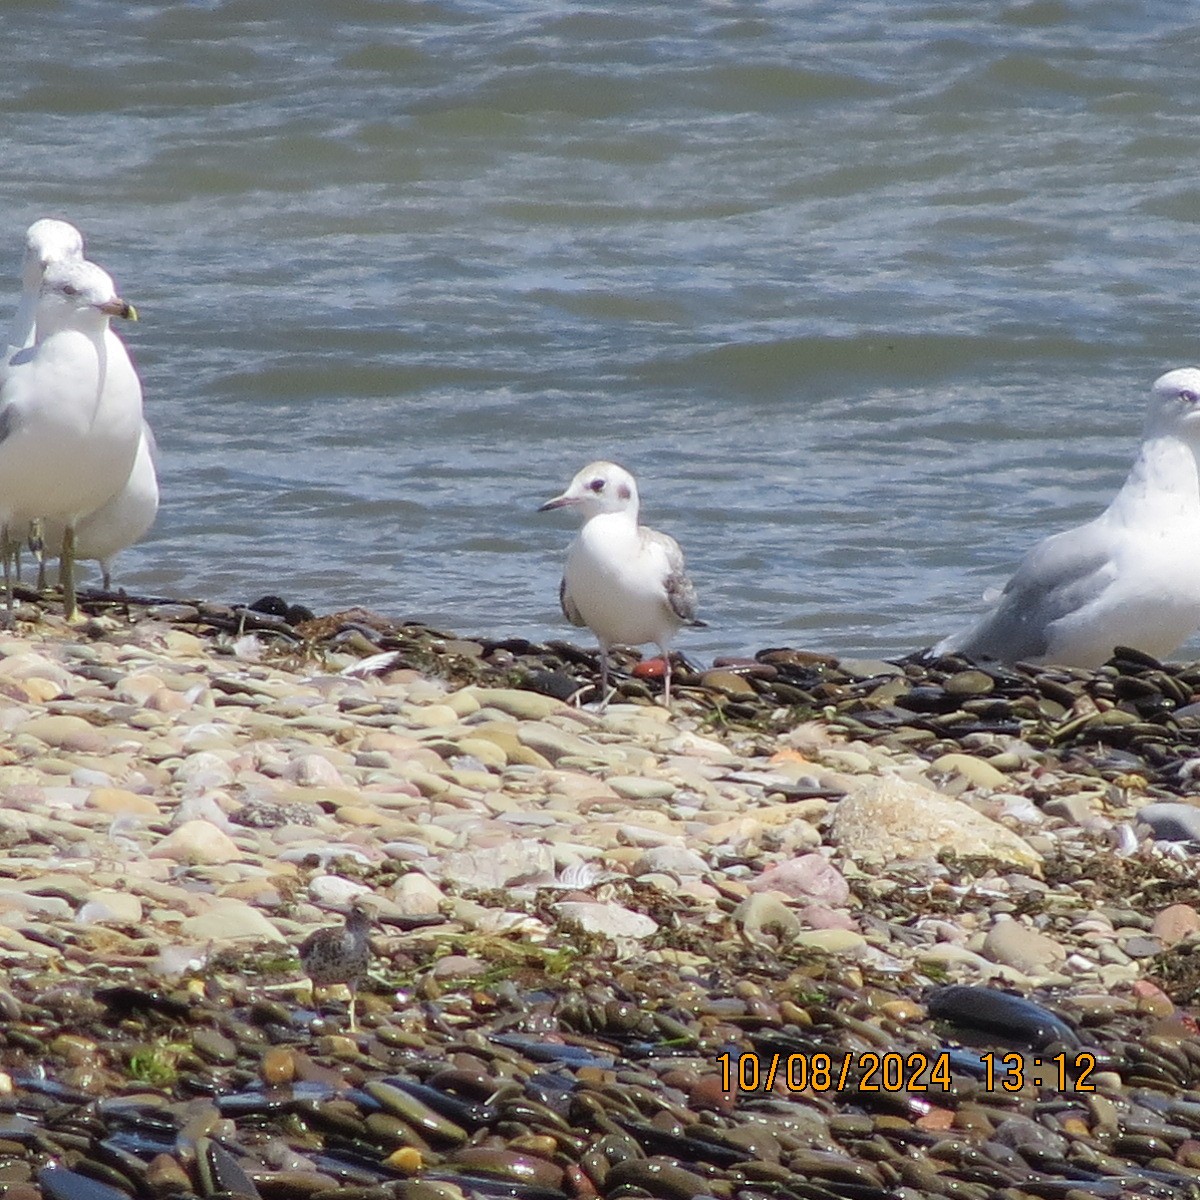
716, 1051, 1098, 1094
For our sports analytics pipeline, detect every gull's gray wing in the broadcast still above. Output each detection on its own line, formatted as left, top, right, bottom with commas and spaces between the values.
643, 527, 700, 624
940, 520, 1116, 663
559, 575, 586, 628
0, 402, 19, 447
0, 370, 24, 446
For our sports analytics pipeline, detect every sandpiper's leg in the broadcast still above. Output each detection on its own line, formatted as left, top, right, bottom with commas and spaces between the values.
348, 984, 359, 1033
60, 526, 80, 623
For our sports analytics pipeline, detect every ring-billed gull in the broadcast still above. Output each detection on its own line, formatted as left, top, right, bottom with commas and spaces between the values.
935, 367, 1200, 668
0, 259, 143, 621
539, 461, 701, 708
5, 220, 159, 591
3, 219, 84, 374
38, 424, 159, 590
3, 219, 87, 586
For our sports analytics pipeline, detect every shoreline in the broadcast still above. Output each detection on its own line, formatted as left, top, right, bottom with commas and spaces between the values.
0, 593, 1197, 1196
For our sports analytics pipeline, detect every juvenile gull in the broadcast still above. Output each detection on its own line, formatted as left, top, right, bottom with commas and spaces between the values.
539, 461, 701, 708
936, 367, 1200, 668
0, 259, 143, 620
298, 896, 374, 1032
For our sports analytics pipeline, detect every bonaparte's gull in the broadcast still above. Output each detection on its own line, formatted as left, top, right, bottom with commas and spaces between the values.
540, 461, 701, 708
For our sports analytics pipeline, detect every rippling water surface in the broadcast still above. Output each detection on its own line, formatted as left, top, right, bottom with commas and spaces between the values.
4, 1, 1200, 660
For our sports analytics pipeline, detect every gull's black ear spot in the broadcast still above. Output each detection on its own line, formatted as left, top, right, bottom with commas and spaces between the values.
617, 483, 631, 502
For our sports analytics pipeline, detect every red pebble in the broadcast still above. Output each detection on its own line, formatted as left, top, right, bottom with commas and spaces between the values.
916, 1106, 955, 1131
688, 1073, 736, 1115
632, 657, 668, 679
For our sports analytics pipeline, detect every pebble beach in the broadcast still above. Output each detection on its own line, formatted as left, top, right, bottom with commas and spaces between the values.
0, 593, 1195, 1199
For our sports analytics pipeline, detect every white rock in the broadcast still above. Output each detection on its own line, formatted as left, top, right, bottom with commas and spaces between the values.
76, 890, 143, 925
150, 820, 243, 864
733, 893, 801, 946
308, 875, 370, 907
285, 753, 347, 788
389, 873, 444, 915
831, 775, 1042, 872
180, 898, 285, 943
438, 840, 557, 890
634, 845, 708, 878
555, 900, 658, 940
174, 751, 236, 790
173, 792, 234, 831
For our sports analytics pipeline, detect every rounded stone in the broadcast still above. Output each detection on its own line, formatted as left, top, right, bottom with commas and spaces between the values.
931, 752, 1008, 790
150, 820, 244, 865
606, 776, 675, 801
181, 898, 286, 943
88, 787, 160, 816
17, 715, 109, 754
982, 918, 1067, 974
749, 853, 848, 903
1151, 903, 1200, 947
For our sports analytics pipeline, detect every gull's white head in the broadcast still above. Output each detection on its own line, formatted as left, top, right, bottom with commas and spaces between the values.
1146, 367, 1200, 438
21, 219, 84, 290
37, 259, 137, 337
539, 460, 640, 520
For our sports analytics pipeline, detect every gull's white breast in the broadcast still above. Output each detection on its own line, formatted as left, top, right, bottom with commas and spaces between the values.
0, 327, 143, 525
565, 514, 678, 648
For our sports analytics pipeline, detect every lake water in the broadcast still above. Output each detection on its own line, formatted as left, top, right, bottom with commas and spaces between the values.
4, 0, 1200, 662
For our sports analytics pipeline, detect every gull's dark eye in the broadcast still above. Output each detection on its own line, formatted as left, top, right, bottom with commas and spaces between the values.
61, 284, 78, 297
1181, 390, 1199, 405
588, 478, 605, 492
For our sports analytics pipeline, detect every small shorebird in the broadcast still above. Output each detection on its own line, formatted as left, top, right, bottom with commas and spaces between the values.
298, 895, 375, 1032
936, 368, 1200, 668
539, 461, 701, 709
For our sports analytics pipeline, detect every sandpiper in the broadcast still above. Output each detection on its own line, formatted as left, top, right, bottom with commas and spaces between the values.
298, 895, 374, 1032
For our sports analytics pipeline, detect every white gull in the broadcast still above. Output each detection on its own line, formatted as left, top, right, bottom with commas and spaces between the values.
4, 221, 159, 591
39, 423, 159, 590
539, 460, 701, 708
2, 219, 84, 375
0, 258, 144, 620
935, 367, 1200, 668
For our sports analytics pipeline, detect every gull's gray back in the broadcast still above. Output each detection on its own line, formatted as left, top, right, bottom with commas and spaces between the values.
940, 519, 1116, 664
642, 528, 698, 624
